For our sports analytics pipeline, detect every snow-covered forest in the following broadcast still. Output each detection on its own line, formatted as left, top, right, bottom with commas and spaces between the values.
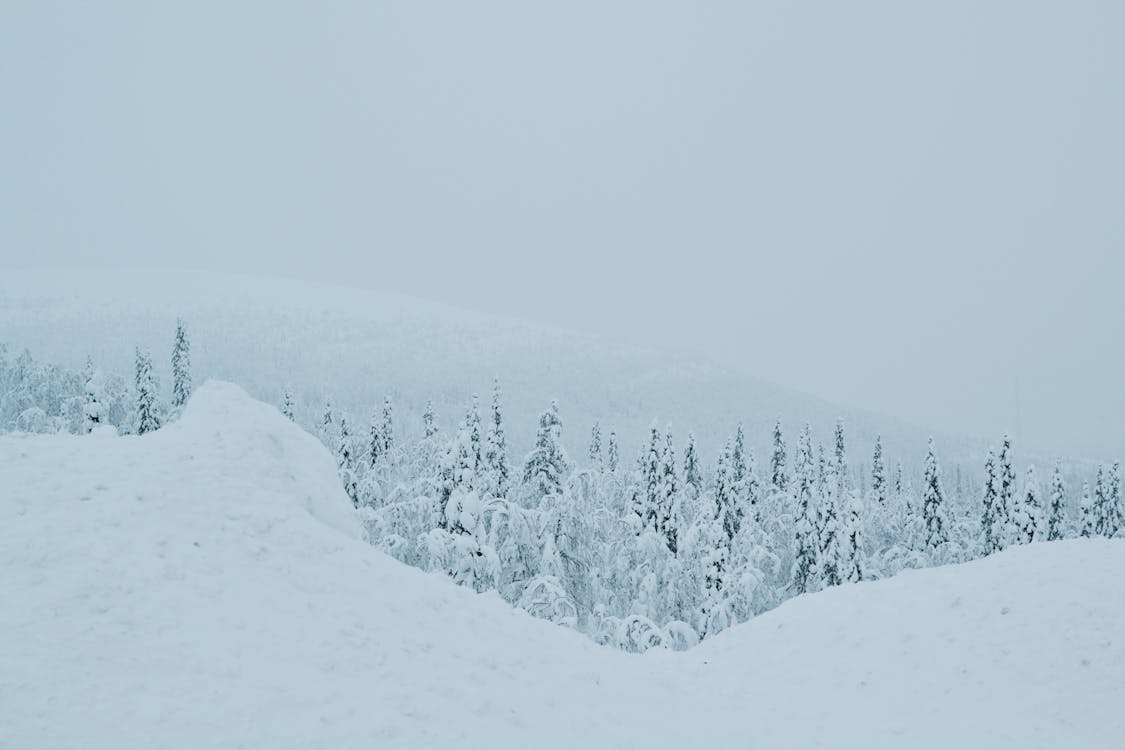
4, 323, 1121, 653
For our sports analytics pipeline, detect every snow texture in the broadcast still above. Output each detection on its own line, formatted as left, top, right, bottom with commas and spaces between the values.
2, 382, 1122, 749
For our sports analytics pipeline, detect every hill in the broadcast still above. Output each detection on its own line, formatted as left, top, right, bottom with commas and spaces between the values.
1, 382, 1120, 748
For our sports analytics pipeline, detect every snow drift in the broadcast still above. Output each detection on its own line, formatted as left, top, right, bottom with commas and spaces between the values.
1, 382, 1121, 749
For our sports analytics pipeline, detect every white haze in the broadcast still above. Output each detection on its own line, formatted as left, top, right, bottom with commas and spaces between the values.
2, 1, 1123, 459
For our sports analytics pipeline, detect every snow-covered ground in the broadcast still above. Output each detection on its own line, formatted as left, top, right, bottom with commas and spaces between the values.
2, 382, 1121, 749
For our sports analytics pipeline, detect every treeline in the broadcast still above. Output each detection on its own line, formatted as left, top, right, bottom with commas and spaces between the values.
2, 323, 1122, 652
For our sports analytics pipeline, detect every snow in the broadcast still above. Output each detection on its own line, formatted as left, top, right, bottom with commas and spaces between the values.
2, 382, 1122, 749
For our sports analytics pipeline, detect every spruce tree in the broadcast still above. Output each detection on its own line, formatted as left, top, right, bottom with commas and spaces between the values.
844, 493, 865, 583
134, 348, 161, 435
1079, 481, 1095, 537
281, 387, 295, 421
381, 396, 395, 455
714, 441, 737, 542
82, 358, 104, 433
636, 424, 663, 532
792, 424, 818, 594
770, 418, 788, 494
368, 409, 383, 467
921, 437, 948, 550
871, 434, 887, 506
588, 421, 603, 469
1047, 462, 1066, 541
683, 432, 702, 496
980, 448, 999, 553
1011, 464, 1042, 544
522, 400, 570, 501
1093, 466, 1109, 537
320, 399, 334, 442
467, 395, 483, 471
336, 415, 359, 508
818, 454, 843, 587
658, 427, 680, 553
607, 430, 620, 474
423, 400, 437, 438
171, 318, 192, 410
484, 379, 510, 497
833, 419, 848, 497
996, 434, 1016, 549
1109, 462, 1122, 538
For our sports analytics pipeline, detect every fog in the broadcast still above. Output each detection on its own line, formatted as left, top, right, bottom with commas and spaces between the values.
2, 1, 1123, 459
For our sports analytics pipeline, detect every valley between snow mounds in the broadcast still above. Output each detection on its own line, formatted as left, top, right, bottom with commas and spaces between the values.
2, 381, 1122, 749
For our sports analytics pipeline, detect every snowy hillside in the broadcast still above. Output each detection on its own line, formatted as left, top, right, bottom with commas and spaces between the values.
0, 268, 969, 467
2, 382, 1121, 749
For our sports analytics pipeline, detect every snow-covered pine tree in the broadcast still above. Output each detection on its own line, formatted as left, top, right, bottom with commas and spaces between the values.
921, 437, 948, 550
281, 387, 294, 421
467, 394, 483, 472
336, 415, 359, 508
844, 492, 865, 583
635, 424, 663, 533
791, 424, 818, 594
696, 489, 732, 636
894, 461, 904, 497
422, 400, 437, 438
1047, 462, 1066, 541
658, 427, 680, 554
683, 432, 702, 497
996, 434, 1016, 549
817, 449, 843, 587
607, 430, 619, 474
1109, 462, 1122, 538
171, 318, 192, 410
522, 400, 570, 503
320, 399, 334, 442
82, 358, 105, 433
368, 409, 383, 467
1079, 481, 1095, 537
980, 448, 999, 554
134, 347, 161, 435
588, 421, 603, 469
484, 379, 510, 498
834, 418, 848, 497
1093, 466, 1109, 537
870, 434, 887, 506
1011, 464, 1042, 544
713, 441, 737, 542
770, 418, 788, 494
381, 396, 395, 455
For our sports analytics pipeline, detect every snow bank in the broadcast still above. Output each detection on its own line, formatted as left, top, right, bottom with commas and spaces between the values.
2, 382, 1122, 749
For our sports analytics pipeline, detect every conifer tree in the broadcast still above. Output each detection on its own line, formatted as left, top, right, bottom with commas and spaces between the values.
818, 454, 843, 587
1079, 481, 1095, 537
281, 387, 295, 421
82, 358, 104, 433
980, 448, 999, 553
770, 419, 788, 494
522, 400, 570, 501
894, 461, 904, 497
683, 432, 702, 496
1109, 462, 1122, 538
171, 318, 192, 410
921, 437, 948, 550
1047, 462, 1066, 541
658, 427, 680, 553
134, 348, 161, 435
1093, 466, 1109, 537
336, 415, 359, 508
844, 493, 865, 583
792, 424, 818, 594
381, 396, 395, 455
607, 430, 620, 474
467, 395, 483, 472
484, 379, 510, 497
834, 419, 848, 497
423, 400, 437, 438
588, 421, 603, 469
713, 441, 737, 542
636, 424, 663, 532
368, 409, 383, 467
996, 434, 1017, 549
870, 434, 887, 506
1012, 464, 1042, 544
321, 399, 334, 442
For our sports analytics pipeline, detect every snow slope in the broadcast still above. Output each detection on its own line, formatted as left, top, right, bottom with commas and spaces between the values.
0, 267, 969, 466
2, 382, 1121, 749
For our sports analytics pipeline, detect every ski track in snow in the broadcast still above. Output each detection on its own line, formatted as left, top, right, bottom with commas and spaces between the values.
2, 382, 1122, 749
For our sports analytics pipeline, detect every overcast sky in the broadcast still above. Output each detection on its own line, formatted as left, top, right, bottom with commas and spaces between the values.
2, 1, 1123, 459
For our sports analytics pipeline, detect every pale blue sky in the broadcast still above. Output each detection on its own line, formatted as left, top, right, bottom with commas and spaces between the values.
2, 1, 1123, 458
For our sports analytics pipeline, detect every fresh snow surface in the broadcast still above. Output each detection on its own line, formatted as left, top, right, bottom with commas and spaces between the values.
2, 382, 1121, 749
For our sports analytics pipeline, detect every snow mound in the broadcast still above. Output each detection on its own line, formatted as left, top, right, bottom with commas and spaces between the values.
2, 383, 1122, 749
